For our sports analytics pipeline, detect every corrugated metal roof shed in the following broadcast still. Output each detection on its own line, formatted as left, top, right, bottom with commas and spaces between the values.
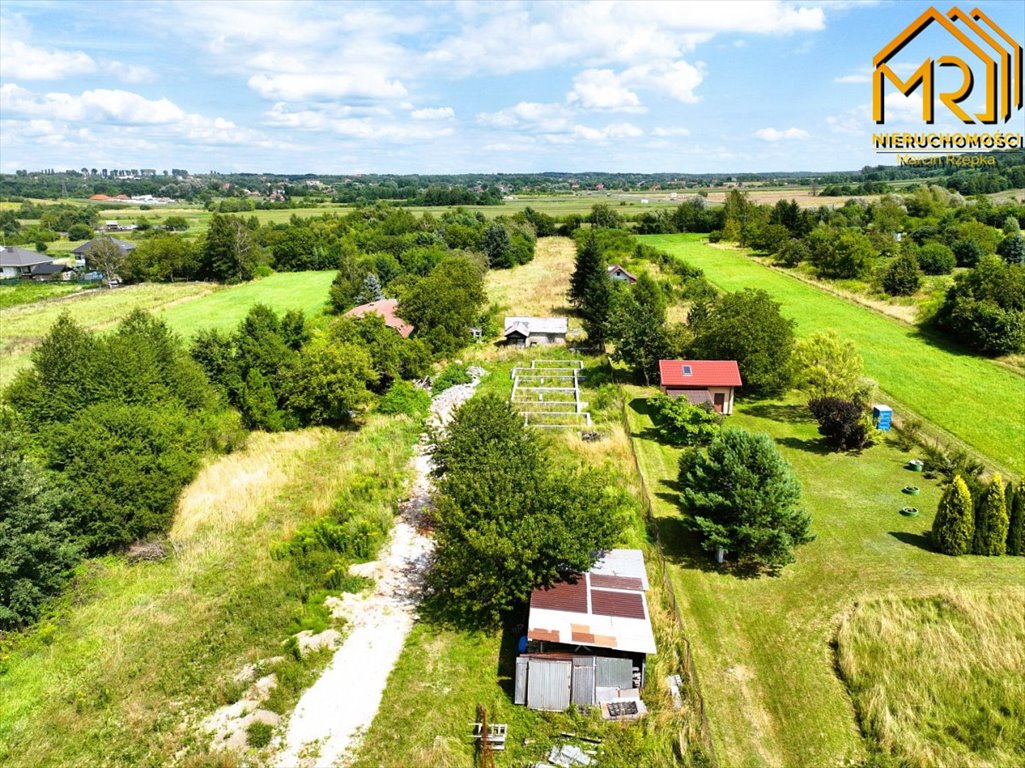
526, 549, 656, 655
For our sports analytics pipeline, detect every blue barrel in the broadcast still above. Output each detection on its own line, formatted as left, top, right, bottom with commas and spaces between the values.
872, 404, 892, 431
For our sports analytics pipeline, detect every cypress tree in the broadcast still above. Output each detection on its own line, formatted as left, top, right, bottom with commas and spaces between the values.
972, 474, 1009, 556
1005, 480, 1024, 556
931, 475, 974, 556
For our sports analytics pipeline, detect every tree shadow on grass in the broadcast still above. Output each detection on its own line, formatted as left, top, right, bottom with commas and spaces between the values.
496, 611, 527, 701
743, 403, 815, 424
651, 509, 763, 579
889, 530, 936, 553
777, 435, 834, 456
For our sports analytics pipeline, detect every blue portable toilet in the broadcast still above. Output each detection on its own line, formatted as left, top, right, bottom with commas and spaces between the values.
872, 404, 892, 431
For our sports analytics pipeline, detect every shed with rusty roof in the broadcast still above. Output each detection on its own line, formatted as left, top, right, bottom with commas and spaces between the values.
515, 549, 655, 712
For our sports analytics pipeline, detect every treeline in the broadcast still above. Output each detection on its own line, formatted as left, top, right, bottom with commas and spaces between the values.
1, 248, 489, 630
714, 188, 1025, 356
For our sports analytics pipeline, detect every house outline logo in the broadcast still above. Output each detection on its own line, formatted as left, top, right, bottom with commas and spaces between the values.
873, 5, 1023, 125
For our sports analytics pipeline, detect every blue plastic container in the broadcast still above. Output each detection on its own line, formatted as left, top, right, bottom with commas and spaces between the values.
872, 404, 893, 431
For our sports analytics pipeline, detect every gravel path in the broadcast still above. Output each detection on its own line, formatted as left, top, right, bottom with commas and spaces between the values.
273, 370, 483, 768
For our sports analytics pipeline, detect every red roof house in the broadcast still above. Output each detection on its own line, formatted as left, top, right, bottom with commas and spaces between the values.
344, 298, 414, 338
658, 359, 742, 414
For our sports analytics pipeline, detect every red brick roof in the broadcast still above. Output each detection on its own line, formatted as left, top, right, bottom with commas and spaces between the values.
344, 298, 414, 338
659, 359, 742, 388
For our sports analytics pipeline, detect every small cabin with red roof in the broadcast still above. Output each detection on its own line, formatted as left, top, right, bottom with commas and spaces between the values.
658, 359, 742, 415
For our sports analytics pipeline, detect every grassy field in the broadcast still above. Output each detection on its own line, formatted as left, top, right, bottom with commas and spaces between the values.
837, 591, 1024, 768
625, 389, 1025, 768
0, 415, 422, 768
0, 281, 86, 309
640, 234, 1025, 477
0, 271, 334, 389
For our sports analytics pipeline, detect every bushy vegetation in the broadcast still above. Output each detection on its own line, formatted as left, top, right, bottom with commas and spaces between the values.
377, 380, 431, 418
931, 476, 975, 556
972, 475, 1009, 557
431, 362, 472, 394
427, 395, 623, 627
398, 255, 488, 355
678, 427, 811, 568
648, 394, 722, 446
930, 256, 1025, 356
808, 397, 872, 451
791, 331, 872, 402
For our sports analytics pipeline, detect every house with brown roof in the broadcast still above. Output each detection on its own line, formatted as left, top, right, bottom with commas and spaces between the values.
514, 549, 655, 716
344, 298, 414, 338
659, 359, 742, 415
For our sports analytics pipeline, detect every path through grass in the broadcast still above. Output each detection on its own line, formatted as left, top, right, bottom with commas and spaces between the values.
625, 388, 1025, 767
639, 235, 1025, 477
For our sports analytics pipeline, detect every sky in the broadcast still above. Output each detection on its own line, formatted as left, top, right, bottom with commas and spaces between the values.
0, 0, 1022, 175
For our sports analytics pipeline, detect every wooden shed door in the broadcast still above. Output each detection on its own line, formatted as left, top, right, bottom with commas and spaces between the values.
713, 392, 725, 413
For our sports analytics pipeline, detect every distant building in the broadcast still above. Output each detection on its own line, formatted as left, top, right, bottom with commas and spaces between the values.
0, 246, 52, 279
607, 264, 637, 284
658, 359, 742, 415
503, 317, 568, 347
344, 298, 414, 338
72, 237, 138, 257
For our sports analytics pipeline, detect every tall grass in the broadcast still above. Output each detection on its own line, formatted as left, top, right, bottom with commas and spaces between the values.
0, 415, 420, 768
836, 591, 1025, 768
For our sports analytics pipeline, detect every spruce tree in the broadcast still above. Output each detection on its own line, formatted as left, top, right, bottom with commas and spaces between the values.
931, 475, 974, 555
972, 474, 1009, 556
569, 233, 602, 309
1007, 480, 1025, 556
569, 233, 611, 348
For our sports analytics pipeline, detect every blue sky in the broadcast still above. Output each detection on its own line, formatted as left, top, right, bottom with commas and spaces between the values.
1, 1, 1022, 174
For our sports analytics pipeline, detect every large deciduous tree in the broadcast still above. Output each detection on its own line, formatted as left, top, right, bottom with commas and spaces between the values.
428, 395, 621, 627
678, 428, 812, 568
688, 289, 795, 396
792, 331, 872, 402
201, 213, 257, 282
398, 255, 486, 356
931, 475, 975, 555
608, 272, 672, 384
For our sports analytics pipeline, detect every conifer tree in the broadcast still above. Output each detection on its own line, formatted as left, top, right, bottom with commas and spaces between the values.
972, 474, 1009, 556
569, 233, 611, 348
1006, 480, 1024, 556
931, 475, 974, 555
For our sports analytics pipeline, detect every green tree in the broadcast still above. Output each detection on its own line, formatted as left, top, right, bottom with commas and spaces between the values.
67, 222, 93, 240
809, 228, 875, 279
688, 289, 795, 396
428, 396, 621, 627
122, 234, 199, 282
1007, 480, 1024, 556
881, 252, 923, 296
916, 242, 956, 275
271, 224, 319, 271
808, 397, 872, 450
678, 428, 812, 568
86, 237, 129, 287
589, 203, 623, 229
398, 256, 486, 356
792, 331, 872, 401
481, 221, 513, 268
932, 256, 1025, 355
329, 313, 431, 392
931, 475, 975, 555
607, 273, 672, 384
569, 233, 612, 348
972, 474, 1009, 556
997, 233, 1025, 265
0, 431, 81, 630
282, 340, 377, 426
649, 394, 722, 446
201, 213, 257, 282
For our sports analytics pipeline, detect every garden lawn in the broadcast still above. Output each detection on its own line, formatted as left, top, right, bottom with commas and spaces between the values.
0, 415, 421, 768
625, 387, 1025, 768
640, 234, 1025, 477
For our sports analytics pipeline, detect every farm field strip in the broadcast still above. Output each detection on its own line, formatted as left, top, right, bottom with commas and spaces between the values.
640, 234, 1025, 477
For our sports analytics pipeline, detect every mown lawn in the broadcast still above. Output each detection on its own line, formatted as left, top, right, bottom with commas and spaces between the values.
625, 387, 1025, 768
640, 234, 1025, 477
0, 415, 421, 768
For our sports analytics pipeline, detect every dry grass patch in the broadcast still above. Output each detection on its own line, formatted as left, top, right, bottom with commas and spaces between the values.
837, 590, 1025, 768
486, 236, 576, 320
172, 429, 328, 542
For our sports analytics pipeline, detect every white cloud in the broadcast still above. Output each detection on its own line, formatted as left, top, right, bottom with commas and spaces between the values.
567, 69, 643, 112
652, 126, 691, 137
477, 100, 641, 144
411, 107, 455, 120
0, 39, 95, 80
0, 84, 268, 146
248, 72, 408, 101
754, 127, 810, 141
264, 103, 453, 142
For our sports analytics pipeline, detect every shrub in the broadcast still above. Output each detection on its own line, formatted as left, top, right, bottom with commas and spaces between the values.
1007, 480, 1024, 556
931, 475, 974, 555
432, 362, 471, 394
881, 253, 923, 296
649, 394, 722, 446
972, 474, 1009, 556
891, 418, 921, 452
378, 380, 431, 418
916, 243, 956, 275
808, 397, 872, 450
